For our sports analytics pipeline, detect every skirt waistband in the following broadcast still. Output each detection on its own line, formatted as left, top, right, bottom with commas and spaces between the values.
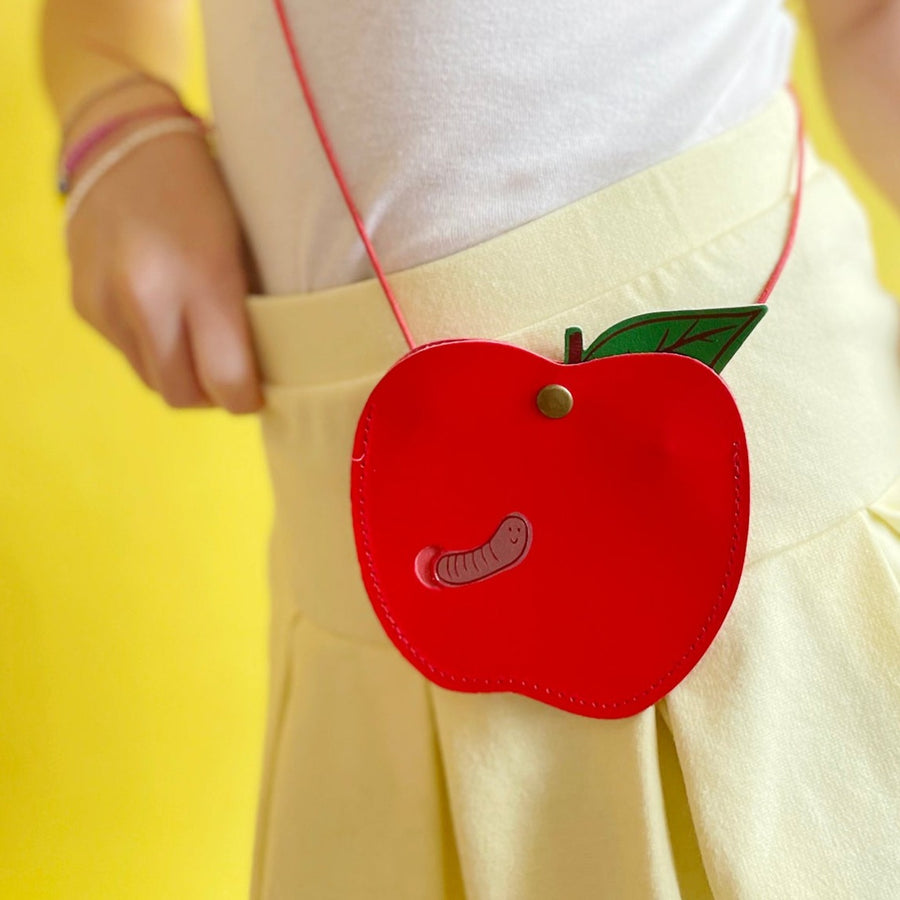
245, 85, 900, 645
246, 89, 811, 388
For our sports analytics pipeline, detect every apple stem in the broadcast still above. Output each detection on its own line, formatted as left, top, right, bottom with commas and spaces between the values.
564, 327, 584, 364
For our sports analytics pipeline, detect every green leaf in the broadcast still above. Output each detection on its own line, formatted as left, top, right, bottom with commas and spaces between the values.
577, 305, 767, 373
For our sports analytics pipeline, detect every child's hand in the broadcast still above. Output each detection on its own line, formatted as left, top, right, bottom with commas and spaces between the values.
63, 82, 264, 414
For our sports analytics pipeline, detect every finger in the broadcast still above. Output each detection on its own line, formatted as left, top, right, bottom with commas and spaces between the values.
95, 312, 156, 391
121, 291, 214, 409
186, 287, 264, 415
75, 278, 157, 391
115, 322, 157, 392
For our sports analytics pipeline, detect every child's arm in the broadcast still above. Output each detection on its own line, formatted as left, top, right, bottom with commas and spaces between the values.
806, 0, 900, 211
41, 0, 188, 126
40, 0, 263, 414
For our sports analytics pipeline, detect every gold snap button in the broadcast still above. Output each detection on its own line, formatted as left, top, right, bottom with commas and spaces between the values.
536, 384, 573, 418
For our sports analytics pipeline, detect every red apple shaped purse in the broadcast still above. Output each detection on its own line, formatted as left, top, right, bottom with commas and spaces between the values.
273, 1, 805, 718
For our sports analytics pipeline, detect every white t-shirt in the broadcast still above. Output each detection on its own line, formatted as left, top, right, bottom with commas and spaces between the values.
200, 1, 796, 293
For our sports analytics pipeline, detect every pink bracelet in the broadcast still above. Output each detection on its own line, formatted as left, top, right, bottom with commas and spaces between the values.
61, 71, 160, 140
57, 104, 205, 194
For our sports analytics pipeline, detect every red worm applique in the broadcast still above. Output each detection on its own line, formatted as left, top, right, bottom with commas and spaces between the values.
416, 514, 533, 588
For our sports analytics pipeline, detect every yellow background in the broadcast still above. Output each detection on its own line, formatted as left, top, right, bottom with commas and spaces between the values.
1, 2, 898, 897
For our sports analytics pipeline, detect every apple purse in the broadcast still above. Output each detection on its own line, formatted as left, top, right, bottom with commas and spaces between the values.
273, 0, 805, 718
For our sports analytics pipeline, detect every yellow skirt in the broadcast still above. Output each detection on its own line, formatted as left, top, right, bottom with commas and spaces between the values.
243, 90, 900, 899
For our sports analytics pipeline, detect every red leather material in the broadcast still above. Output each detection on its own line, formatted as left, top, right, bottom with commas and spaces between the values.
351, 339, 750, 718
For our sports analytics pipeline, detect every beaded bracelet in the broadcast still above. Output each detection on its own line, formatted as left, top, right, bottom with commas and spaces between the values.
63, 117, 208, 230
57, 104, 201, 194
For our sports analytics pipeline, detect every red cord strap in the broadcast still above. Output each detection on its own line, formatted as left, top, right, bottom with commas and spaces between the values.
271, 0, 415, 350
272, 0, 806, 348
756, 85, 805, 305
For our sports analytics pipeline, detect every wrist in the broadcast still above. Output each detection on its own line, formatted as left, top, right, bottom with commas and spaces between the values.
62, 75, 183, 139
62, 115, 210, 231
59, 79, 205, 195
57, 80, 188, 190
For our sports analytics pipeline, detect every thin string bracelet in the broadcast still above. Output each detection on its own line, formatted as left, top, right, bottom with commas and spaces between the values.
63, 117, 208, 231
58, 104, 199, 194
61, 71, 168, 141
